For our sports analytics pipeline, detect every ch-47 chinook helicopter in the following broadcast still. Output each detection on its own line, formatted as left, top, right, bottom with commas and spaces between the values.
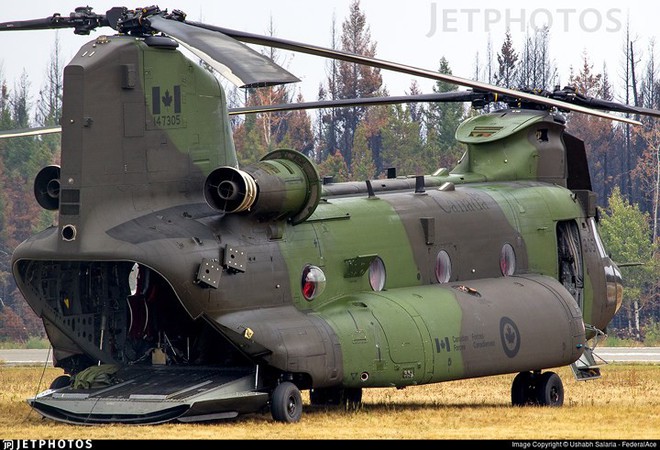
1, 5, 659, 425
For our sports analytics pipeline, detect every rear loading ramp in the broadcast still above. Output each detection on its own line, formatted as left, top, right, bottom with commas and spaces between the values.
29, 366, 268, 424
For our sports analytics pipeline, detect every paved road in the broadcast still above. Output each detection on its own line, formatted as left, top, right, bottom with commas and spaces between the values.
1, 347, 659, 366
0, 348, 53, 365
593, 347, 660, 363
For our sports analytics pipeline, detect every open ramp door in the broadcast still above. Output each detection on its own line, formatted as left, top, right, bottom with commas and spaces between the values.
29, 366, 268, 424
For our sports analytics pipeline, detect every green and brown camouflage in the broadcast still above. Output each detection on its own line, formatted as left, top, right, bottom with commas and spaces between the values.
9, 32, 623, 424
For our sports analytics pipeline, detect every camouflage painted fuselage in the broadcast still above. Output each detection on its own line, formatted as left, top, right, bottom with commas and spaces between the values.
12, 35, 622, 421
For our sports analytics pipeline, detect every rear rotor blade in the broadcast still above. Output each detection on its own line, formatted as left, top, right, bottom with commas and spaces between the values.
193, 22, 643, 126
148, 15, 299, 88
229, 92, 482, 115
0, 126, 62, 139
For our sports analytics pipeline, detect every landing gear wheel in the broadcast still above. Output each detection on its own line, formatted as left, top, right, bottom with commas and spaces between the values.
49, 375, 71, 390
511, 371, 535, 406
271, 382, 303, 423
536, 371, 564, 407
511, 371, 564, 407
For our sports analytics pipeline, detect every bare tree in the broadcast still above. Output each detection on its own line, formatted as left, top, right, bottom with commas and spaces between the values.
36, 33, 63, 127
518, 26, 556, 90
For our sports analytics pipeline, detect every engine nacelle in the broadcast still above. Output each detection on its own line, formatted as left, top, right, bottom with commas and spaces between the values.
204, 149, 321, 224
34, 165, 61, 211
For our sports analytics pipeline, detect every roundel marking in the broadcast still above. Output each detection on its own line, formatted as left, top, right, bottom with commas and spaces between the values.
500, 316, 521, 358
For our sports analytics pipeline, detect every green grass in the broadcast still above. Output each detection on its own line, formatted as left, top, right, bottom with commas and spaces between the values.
0, 337, 50, 349
603, 335, 644, 347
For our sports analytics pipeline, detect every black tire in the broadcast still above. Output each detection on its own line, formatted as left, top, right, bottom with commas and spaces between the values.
49, 375, 72, 390
511, 371, 536, 406
536, 371, 564, 407
271, 382, 303, 423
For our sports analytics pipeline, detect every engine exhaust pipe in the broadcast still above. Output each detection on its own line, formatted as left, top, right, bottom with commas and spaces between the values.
34, 165, 61, 211
204, 149, 321, 224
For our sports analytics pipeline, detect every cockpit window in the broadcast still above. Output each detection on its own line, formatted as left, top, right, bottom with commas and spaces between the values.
589, 218, 608, 258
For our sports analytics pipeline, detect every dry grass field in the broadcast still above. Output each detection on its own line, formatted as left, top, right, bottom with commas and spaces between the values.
0, 364, 658, 440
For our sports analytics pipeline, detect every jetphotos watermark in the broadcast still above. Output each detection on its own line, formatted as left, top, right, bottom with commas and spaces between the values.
426, 4, 624, 36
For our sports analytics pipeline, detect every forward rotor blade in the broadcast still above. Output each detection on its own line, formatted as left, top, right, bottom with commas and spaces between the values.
148, 15, 299, 88
228, 92, 480, 115
0, 126, 62, 139
571, 97, 660, 119
192, 22, 643, 126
